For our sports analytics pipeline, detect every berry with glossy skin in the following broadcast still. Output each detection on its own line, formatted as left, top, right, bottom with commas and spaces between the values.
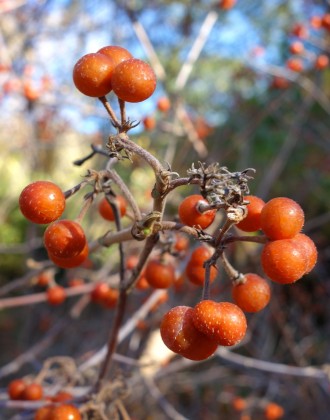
192, 300, 247, 346
232, 273, 271, 313
34, 406, 53, 420
292, 233, 317, 274
264, 402, 284, 420
236, 195, 265, 232
8, 379, 26, 400
292, 23, 309, 38
48, 404, 81, 420
19, 181, 65, 224
261, 238, 307, 284
48, 243, 89, 269
98, 196, 127, 221
145, 259, 175, 289
173, 234, 189, 253
73, 52, 115, 97
50, 391, 73, 402
47, 286, 66, 306
97, 45, 132, 66
160, 306, 218, 361
260, 197, 304, 240
111, 58, 156, 102
178, 195, 216, 229
22, 383, 43, 400
44, 220, 86, 258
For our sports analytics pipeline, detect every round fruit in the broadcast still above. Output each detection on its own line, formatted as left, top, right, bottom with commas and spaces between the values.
157, 96, 171, 113
145, 259, 175, 289
178, 195, 216, 229
8, 379, 26, 400
185, 261, 217, 286
143, 115, 156, 131
286, 58, 303, 72
50, 391, 73, 402
289, 41, 304, 54
91, 282, 110, 303
260, 197, 304, 240
292, 233, 317, 274
160, 306, 218, 361
47, 286, 66, 306
315, 54, 329, 70
101, 288, 119, 309
97, 45, 132, 66
34, 406, 53, 420
73, 52, 115, 97
98, 196, 127, 221
264, 402, 284, 420
48, 243, 89, 269
44, 220, 86, 258
192, 300, 247, 346
261, 238, 307, 284
47, 404, 81, 420
232, 273, 271, 313
236, 195, 265, 232
22, 383, 43, 400
19, 181, 65, 224
111, 58, 156, 103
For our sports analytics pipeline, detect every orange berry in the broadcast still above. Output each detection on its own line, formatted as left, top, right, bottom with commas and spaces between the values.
192, 300, 247, 346
236, 195, 265, 232
291, 23, 309, 38
73, 52, 115, 97
289, 41, 304, 54
286, 58, 303, 72
260, 197, 304, 240
261, 238, 307, 284
160, 306, 218, 361
292, 233, 317, 274
145, 259, 175, 289
22, 383, 43, 401
232, 396, 247, 411
97, 45, 132, 67
315, 54, 329, 70
219, 0, 236, 10
143, 115, 156, 131
98, 196, 127, 221
47, 286, 66, 306
48, 242, 89, 269
264, 402, 284, 420
8, 379, 26, 400
157, 96, 171, 112
111, 58, 156, 103
232, 273, 271, 313
178, 195, 216, 229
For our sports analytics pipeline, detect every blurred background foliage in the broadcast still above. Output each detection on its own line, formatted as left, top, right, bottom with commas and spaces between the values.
0, 0, 329, 418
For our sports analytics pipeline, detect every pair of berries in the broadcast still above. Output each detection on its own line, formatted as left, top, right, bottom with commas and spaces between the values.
160, 300, 247, 361
73, 45, 156, 102
237, 195, 317, 284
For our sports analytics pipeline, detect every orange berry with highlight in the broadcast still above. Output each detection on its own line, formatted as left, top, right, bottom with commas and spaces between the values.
22, 383, 43, 401
192, 300, 247, 346
232, 273, 271, 313
160, 306, 218, 361
97, 45, 132, 67
145, 259, 175, 289
264, 402, 284, 420
261, 238, 307, 284
157, 96, 171, 112
178, 195, 216, 229
47, 285, 66, 306
260, 197, 304, 240
111, 58, 156, 103
8, 379, 26, 400
236, 195, 265, 232
73, 52, 116, 97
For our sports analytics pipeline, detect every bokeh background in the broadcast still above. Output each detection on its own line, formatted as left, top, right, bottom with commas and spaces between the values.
0, 1, 329, 419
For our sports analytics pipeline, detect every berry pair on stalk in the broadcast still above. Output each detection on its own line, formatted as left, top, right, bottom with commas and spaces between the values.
160, 300, 247, 361
73, 45, 156, 102
227, 194, 317, 284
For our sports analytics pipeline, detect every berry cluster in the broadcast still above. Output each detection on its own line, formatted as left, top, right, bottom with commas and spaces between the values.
14, 44, 319, 418
73, 45, 156, 102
